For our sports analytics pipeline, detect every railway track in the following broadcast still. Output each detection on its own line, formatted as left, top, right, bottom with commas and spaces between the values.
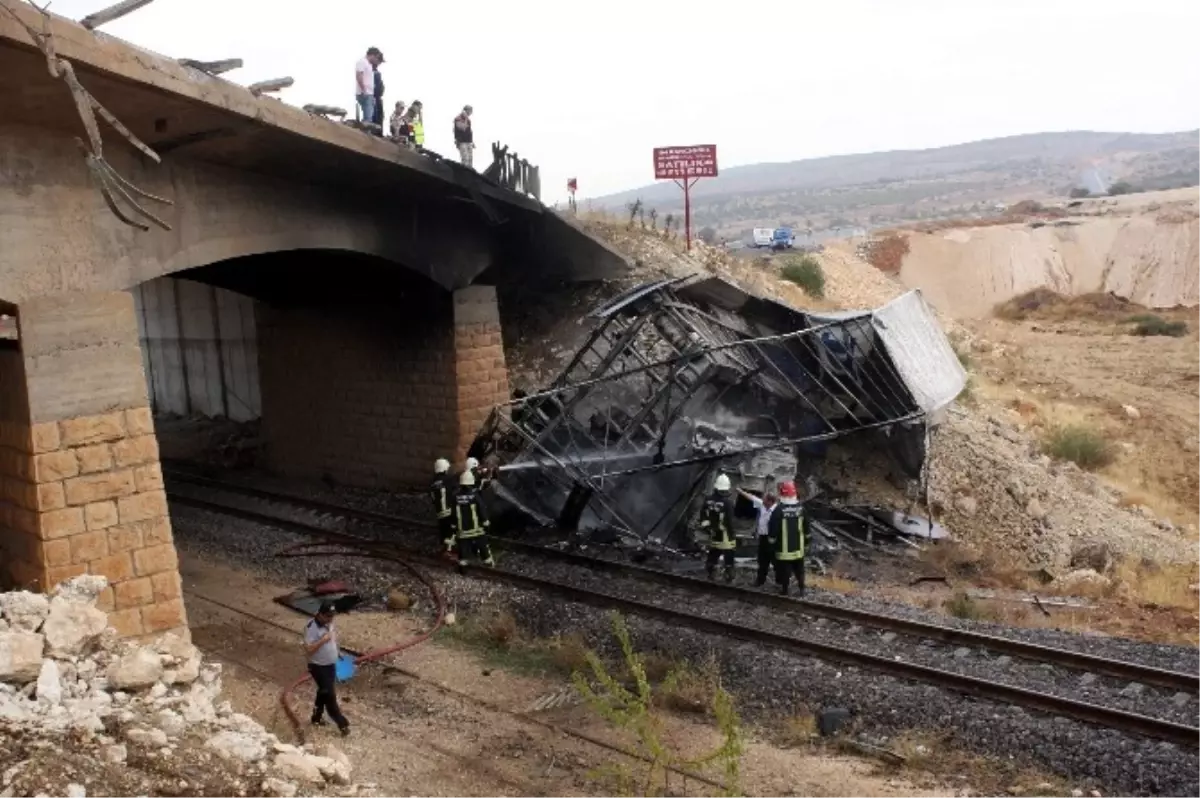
163, 467, 1200, 748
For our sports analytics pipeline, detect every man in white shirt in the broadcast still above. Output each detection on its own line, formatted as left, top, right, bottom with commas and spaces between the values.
304, 601, 350, 735
354, 47, 384, 126
738, 488, 777, 587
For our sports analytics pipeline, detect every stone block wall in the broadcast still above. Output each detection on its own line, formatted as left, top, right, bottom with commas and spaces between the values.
258, 296, 459, 488
453, 286, 511, 458
0, 291, 186, 640
258, 285, 511, 489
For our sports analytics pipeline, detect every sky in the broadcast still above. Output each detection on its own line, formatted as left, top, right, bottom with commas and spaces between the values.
40, 0, 1200, 204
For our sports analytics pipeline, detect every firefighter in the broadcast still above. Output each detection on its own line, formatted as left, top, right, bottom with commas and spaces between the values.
454, 469, 495, 569
701, 473, 737, 582
430, 458, 456, 556
768, 481, 806, 595
465, 456, 492, 491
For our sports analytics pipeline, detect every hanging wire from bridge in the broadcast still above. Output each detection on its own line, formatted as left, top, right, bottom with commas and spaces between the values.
0, 0, 174, 230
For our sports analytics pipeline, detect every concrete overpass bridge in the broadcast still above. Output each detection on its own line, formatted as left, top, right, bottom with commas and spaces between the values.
0, 2, 628, 637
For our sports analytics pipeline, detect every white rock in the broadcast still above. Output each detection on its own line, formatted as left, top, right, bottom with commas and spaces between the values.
262, 778, 299, 797
1122, 404, 1139, 420
315, 744, 353, 785
153, 633, 197, 660
65, 783, 86, 798
207, 730, 267, 764
149, 681, 168, 699
273, 752, 325, 784
163, 654, 201, 685
953, 495, 978, 517
106, 648, 163, 690
41, 597, 107, 658
50, 575, 109, 605
104, 744, 127, 764
1025, 498, 1047, 520
35, 659, 61, 706
126, 726, 169, 747
0, 631, 45, 684
154, 708, 186, 738
0, 592, 50, 632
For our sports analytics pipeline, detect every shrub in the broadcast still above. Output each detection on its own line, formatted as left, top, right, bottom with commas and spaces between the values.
1107, 181, 1136, 196
1068, 187, 1091, 199
781, 255, 825, 298
943, 591, 988, 620
1041, 425, 1115, 470
1129, 315, 1188, 337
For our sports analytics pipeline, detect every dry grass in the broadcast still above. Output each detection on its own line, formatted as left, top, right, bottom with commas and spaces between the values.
809, 571, 857, 593
656, 656, 721, 715
775, 712, 819, 748
1041, 424, 1116, 470
548, 633, 591, 673
942, 591, 999, 621
882, 730, 1076, 796
483, 610, 519, 648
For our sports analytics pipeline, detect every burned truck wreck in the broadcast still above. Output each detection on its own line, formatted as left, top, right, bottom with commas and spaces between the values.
468, 276, 966, 552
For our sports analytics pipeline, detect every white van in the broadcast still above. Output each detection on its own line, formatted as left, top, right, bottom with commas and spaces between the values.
751, 228, 774, 248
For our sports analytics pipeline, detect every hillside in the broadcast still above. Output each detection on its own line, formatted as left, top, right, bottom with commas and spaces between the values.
588, 130, 1199, 239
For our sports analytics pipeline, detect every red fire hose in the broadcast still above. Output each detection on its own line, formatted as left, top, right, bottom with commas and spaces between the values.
275, 541, 447, 742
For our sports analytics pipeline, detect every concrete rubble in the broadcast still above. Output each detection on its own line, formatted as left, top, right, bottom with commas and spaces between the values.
0, 576, 360, 797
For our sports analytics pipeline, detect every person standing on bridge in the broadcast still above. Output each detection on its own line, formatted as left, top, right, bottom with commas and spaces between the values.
304, 601, 350, 736
354, 47, 384, 126
390, 101, 409, 142
701, 473, 737, 583
372, 62, 386, 130
431, 458, 456, 557
454, 105, 474, 168
767, 481, 806, 596
454, 469, 495, 571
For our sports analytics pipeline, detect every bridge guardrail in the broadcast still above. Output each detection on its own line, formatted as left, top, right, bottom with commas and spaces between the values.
482, 142, 540, 202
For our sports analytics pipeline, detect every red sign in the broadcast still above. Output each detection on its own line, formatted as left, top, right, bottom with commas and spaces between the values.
653, 145, 718, 180
567, 178, 577, 193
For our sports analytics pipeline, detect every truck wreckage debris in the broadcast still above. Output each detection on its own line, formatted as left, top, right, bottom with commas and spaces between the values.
469, 276, 966, 558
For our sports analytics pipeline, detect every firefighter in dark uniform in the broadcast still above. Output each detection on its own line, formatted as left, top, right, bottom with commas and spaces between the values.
465, 456, 492, 492
701, 473, 737, 582
430, 458, 456, 556
768, 480, 806, 595
454, 469, 495, 569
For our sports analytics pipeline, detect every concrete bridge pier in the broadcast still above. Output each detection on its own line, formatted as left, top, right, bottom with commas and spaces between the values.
0, 290, 186, 639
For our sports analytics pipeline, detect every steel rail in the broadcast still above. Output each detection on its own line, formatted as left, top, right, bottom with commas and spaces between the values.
163, 467, 1200, 694
166, 484, 1200, 748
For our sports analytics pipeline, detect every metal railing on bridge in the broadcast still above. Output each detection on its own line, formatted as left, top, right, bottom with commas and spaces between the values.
482, 142, 540, 202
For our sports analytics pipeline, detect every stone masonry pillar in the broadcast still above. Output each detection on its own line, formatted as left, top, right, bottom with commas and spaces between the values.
0, 291, 186, 640
452, 286, 511, 463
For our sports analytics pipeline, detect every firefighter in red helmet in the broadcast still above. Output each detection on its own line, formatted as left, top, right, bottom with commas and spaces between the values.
767, 480, 806, 595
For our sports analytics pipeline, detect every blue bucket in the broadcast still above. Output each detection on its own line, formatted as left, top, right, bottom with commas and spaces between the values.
334, 653, 357, 682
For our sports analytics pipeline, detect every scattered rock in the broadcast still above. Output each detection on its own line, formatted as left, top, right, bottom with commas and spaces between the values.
263, 777, 299, 797
1025, 498, 1047, 519
154, 708, 186, 738
1078, 673, 1098, 687
66, 783, 86, 798
1122, 404, 1140, 420
953, 495, 978, 517
103, 744, 127, 764
51, 575, 109, 605
107, 647, 164, 690
42, 597, 107, 658
273, 752, 325, 784
316, 744, 353, 784
1120, 682, 1145, 697
1069, 540, 1112, 573
0, 630, 45, 684
35, 659, 62, 706
1056, 569, 1110, 592
127, 726, 170, 748
207, 730, 267, 764
953, 647, 971, 659
0, 591, 50, 632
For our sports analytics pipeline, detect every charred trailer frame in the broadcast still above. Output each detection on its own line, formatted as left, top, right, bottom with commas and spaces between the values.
469, 276, 966, 547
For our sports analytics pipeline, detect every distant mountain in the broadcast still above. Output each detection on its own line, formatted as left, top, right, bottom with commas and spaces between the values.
589, 130, 1198, 237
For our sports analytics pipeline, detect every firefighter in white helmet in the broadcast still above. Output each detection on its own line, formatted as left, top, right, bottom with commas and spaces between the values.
701, 473, 737, 582
430, 458, 456, 557
454, 468, 495, 569
465, 456, 492, 491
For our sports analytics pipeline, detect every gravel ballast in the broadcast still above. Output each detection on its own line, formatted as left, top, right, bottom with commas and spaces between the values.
169, 501, 1200, 797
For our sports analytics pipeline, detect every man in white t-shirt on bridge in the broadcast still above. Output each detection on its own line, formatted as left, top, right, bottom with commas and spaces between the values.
354, 47, 384, 127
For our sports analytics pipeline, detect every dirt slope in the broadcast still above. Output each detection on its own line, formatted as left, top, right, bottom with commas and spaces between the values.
898, 189, 1199, 317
